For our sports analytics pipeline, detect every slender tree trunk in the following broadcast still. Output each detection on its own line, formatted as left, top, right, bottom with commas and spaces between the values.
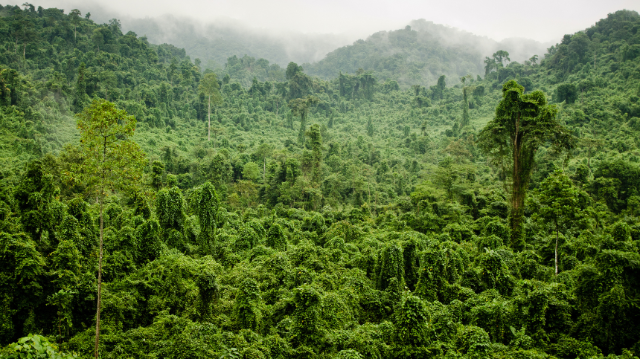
298, 114, 306, 145
94, 142, 106, 359
214, 107, 218, 148
208, 95, 211, 142
94, 189, 104, 357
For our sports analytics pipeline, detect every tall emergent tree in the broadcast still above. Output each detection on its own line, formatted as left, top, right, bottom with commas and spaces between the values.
359, 71, 376, 100
14, 13, 37, 61
306, 124, 323, 185
289, 95, 319, 145
493, 50, 511, 68
74, 99, 146, 358
435, 75, 446, 100
478, 80, 572, 249
537, 170, 580, 275
69, 9, 81, 41
198, 72, 222, 142
484, 56, 497, 76
460, 74, 473, 128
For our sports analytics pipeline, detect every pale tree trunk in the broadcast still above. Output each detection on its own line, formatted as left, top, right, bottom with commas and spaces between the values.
208, 95, 211, 142
214, 108, 218, 148
367, 181, 372, 216
94, 193, 103, 358
94, 142, 106, 359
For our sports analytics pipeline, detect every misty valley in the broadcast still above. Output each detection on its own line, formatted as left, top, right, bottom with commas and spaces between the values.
1, 2, 640, 358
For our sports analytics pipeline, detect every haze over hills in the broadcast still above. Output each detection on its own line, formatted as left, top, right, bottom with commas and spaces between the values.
304, 19, 553, 87
62, 2, 551, 86
120, 16, 552, 87
65, 3, 358, 69
115, 15, 355, 70
2, 2, 640, 358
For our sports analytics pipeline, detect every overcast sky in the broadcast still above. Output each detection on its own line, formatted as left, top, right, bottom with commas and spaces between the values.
7, 0, 640, 42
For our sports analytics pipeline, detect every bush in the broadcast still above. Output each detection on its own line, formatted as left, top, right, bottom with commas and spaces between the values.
0, 334, 78, 358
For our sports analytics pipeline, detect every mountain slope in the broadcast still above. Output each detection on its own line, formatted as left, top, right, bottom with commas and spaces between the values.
1, 3, 640, 359
304, 19, 550, 87
120, 15, 354, 69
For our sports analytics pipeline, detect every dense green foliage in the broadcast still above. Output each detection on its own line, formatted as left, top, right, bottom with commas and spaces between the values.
1, 3, 640, 358
117, 15, 349, 72
304, 19, 549, 88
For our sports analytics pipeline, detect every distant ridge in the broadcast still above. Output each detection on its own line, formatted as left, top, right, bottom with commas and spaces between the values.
304, 19, 550, 87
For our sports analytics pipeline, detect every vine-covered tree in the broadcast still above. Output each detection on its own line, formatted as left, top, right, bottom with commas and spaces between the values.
194, 181, 219, 250
478, 80, 572, 249
289, 95, 319, 145
1, 5, 640, 358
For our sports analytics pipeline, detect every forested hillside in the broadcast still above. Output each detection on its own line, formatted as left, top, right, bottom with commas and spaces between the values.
304, 19, 550, 88
1, 3, 640, 358
115, 14, 351, 72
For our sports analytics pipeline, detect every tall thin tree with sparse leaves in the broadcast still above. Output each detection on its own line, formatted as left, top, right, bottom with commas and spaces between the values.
537, 170, 581, 276
69, 9, 81, 42
73, 99, 146, 359
198, 72, 223, 142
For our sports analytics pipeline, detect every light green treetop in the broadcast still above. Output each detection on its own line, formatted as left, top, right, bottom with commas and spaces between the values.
74, 98, 146, 359
75, 99, 146, 195
199, 72, 223, 142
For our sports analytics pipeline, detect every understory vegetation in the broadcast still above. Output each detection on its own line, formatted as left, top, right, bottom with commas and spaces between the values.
1, 3, 640, 358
